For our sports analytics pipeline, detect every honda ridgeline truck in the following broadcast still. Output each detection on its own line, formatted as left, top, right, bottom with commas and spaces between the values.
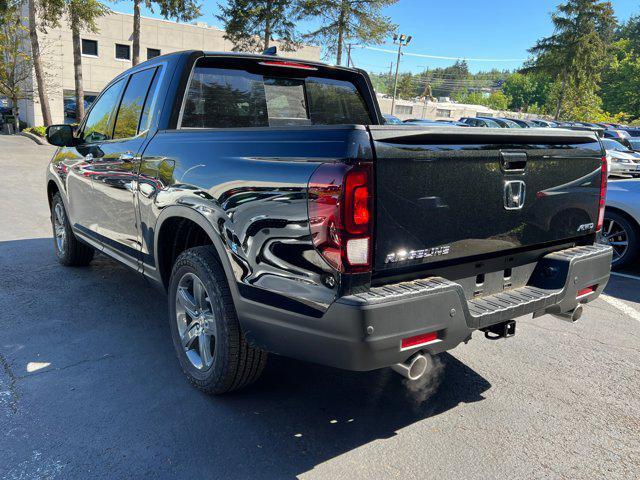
45, 51, 612, 393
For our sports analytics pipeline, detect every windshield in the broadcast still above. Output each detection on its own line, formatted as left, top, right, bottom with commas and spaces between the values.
602, 139, 632, 152
629, 138, 640, 150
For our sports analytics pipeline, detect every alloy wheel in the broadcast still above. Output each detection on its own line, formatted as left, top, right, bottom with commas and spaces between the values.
601, 217, 629, 264
175, 272, 217, 370
53, 203, 66, 252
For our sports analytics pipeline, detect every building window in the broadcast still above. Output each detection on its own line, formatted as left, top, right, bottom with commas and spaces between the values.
147, 48, 161, 60
115, 44, 131, 60
395, 105, 412, 115
436, 109, 452, 118
81, 39, 98, 57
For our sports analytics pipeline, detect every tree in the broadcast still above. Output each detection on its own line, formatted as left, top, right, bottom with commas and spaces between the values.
527, 0, 616, 119
0, 3, 33, 131
298, 0, 398, 65
28, 0, 55, 125
132, 0, 200, 65
502, 72, 552, 112
216, 0, 298, 53
601, 39, 640, 120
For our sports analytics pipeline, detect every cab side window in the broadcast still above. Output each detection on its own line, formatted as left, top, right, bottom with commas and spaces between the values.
82, 79, 125, 143
113, 67, 158, 139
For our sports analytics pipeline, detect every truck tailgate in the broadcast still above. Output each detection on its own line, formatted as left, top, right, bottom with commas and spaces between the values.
369, 126, 604, 273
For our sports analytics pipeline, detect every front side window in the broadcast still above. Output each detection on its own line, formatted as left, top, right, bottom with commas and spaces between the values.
82, 79, 125, 143
180, 65, 371, 128
113, 68, 157, 139
82, 39, 98, 57
115, 44, 130, 60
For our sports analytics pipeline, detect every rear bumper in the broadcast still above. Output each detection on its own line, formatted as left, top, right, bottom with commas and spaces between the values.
239, 244, 612, 371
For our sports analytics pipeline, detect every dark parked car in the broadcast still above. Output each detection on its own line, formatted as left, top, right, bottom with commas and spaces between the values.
530, 119, 558, 128
459, 117, 502, 128
404, 119, 468, 127
382, 114, 402, 124
504, 118, 537, 128
44, 50, 612, 394
478, 117, 522, 128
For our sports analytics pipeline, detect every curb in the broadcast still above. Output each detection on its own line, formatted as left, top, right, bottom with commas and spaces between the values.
18, 131, 46, 145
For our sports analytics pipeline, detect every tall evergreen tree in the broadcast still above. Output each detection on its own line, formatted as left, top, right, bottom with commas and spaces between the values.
298, 0, 398, 65
527, 0, 616, 119
131, 0, 201, 66
216, 0, 299, 52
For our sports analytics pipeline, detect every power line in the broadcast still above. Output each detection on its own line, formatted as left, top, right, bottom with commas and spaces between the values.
357, 45, 525, 62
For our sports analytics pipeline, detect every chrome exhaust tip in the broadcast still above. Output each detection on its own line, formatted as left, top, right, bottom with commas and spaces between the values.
552, 304, 583, 323
391, 353, 431, 381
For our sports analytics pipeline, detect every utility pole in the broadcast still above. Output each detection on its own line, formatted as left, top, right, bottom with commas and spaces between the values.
388, 61, 394, 94
390, 33, 412, 117
346, 43, 353, 67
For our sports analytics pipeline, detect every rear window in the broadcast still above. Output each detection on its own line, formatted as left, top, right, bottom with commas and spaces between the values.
180, 65, 372, 128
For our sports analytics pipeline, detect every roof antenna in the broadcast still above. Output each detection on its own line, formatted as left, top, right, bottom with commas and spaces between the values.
263, 46, 277, 56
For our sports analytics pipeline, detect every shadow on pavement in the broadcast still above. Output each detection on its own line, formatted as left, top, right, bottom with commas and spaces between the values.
604, 273, 640, 304
1, 238, 490, 479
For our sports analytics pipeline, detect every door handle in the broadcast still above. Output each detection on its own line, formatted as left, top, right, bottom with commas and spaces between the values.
119, 152, 135, 163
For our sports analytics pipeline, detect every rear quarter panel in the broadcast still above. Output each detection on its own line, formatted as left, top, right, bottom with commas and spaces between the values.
138, 126, 372, 312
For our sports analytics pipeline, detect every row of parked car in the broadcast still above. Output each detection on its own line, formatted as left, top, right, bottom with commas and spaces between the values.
382, 113, 640, 270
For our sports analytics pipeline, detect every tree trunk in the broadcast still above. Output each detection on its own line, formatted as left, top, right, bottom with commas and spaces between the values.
12, 96, 19, 132
71, 17, 85, 122
28, 0, 52, 126
335, 0, 348, 65
132, 0, 141, 66
554, 69, 567, 120
262, 0, 271, 51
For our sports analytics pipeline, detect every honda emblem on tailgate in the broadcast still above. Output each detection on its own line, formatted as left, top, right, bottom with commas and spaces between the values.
504, 180, 526, 210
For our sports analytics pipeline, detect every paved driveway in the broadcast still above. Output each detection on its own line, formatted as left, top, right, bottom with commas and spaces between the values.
1, 135, 639, 479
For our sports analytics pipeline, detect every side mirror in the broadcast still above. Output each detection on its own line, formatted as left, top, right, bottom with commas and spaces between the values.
46, 124, 76, 147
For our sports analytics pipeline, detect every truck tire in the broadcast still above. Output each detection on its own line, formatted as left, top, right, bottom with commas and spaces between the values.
168, 246, 267, 394
602, 210, 640, 269
51, 192, 94, 266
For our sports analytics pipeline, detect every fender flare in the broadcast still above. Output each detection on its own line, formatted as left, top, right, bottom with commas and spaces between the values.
153, 205, 240, 299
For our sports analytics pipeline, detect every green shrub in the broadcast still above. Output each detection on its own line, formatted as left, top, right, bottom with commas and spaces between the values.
24, 126, 46, 137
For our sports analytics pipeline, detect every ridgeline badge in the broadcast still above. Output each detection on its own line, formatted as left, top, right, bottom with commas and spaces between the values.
385, 246, 451, 264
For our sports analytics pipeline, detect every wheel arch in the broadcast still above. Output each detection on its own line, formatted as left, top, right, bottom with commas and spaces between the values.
154, 206, 238, 298
605, 205, 640, 233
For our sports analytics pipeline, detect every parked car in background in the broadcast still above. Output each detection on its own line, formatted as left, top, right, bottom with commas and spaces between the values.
382, 114, 402, 125
402, 119, 468, 126
64, 100, 91, 119
602, 138, 640, 177
478, 117, 522, 128
459, 117, 502, 128
629, 138, 640, 152
603, 128, 633, 149
604, 179, 640, 268
504, 118, 537, 128
530, 119, 558, 128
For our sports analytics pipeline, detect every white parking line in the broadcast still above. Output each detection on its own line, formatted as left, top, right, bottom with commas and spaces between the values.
600, 294, 640, 323
610, 271, 640, 282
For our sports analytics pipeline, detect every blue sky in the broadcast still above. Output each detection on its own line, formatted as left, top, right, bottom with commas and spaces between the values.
118, 0, 640, 73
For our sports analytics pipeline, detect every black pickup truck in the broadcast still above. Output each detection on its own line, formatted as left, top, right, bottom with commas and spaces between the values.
45, 51, 612, 393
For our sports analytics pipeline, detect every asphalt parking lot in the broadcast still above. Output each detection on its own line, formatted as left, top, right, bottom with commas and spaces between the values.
1, 134, 639, 480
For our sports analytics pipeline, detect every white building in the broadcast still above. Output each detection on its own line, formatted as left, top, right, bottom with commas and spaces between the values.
19, 11, 321, 126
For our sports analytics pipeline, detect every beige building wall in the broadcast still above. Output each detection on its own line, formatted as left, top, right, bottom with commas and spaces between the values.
19, 11, 321, 126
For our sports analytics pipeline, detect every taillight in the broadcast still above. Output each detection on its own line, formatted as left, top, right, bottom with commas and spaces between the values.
308, 163, 373, 273
597, 156, 607, 231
